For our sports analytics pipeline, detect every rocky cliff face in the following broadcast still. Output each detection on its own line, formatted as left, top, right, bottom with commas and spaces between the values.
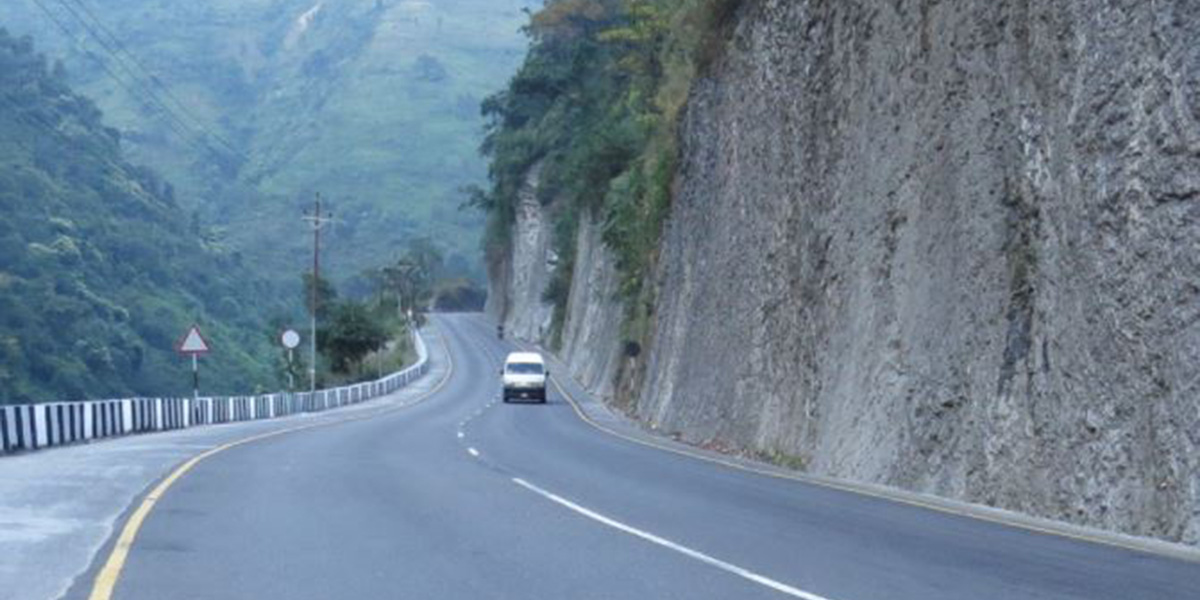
556, 209, 626, 403
486, 163, 558, 342
486, 177, 626, 403
492, 0, 1200, 543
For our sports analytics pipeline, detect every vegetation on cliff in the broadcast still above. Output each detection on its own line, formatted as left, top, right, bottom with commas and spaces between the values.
474, 0, 742, 345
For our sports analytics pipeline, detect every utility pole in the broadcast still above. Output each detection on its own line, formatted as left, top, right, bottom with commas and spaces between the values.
302, 194, 334, 394
393, 257, 418, 320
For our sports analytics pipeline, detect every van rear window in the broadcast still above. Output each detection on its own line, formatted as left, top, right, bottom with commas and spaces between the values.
506, 363, 544, 374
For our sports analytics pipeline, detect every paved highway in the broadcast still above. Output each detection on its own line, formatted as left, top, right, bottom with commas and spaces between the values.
48, 314, 1200, 599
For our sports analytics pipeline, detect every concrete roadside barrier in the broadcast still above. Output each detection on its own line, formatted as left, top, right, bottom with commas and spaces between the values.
0, 329, 429, 456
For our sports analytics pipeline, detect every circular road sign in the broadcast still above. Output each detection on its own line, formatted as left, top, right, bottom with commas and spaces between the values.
281, 329, 301, 349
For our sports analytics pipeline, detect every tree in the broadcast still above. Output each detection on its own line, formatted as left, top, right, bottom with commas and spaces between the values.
380, 257, 421, 318
434, 279, 487, 311
319, 301, 388, 374
413, 54, 448, 82
406, 236, 444, 284
377, 237, 446, 318
529, 0, 620, 41
301, 273, 337, 319
598, 0, 670, 82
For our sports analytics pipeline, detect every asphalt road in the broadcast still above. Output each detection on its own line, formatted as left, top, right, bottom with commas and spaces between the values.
65, 314, 1200, 599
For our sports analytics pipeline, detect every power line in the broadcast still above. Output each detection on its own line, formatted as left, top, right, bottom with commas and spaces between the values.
43, 0, 227, 159
26, 0, 216, 161
302, 194, 336, 393
63, 0, 239, 148
28, 0, 241, 164
59, 0, 247, 160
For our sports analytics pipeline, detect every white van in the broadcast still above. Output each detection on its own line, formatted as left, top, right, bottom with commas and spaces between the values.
501, 352, 548, 403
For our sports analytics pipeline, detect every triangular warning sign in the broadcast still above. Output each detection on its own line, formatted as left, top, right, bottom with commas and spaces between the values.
176, 325, 210, 354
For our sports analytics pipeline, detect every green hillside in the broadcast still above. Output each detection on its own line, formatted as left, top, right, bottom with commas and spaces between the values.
2, 0, 535, 285
0, 29, 283, 403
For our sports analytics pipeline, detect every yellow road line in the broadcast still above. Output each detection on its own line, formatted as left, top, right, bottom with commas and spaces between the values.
88, 328, 456, 600
548, 376, 1200, 565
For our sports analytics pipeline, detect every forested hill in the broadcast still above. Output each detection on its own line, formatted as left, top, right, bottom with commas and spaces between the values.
0, 29, 280, 403
3, 0, 535, 287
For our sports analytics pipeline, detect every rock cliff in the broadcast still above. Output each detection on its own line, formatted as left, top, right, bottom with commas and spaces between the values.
486, 163, 557, 342
490, 0, 1200, 544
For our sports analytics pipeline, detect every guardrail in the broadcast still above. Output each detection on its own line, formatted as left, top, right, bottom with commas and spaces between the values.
0, 329, 429, 456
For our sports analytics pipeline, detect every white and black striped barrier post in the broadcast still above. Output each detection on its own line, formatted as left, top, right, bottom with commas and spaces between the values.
0, 329, 429, 456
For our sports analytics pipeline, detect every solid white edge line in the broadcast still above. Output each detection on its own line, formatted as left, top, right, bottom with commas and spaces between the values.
468, 447, 479, 457
510, 478, 831, 600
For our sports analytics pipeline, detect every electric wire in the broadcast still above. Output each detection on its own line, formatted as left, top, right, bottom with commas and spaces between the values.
59, 0, 247, 160
42, 0, 225, 159
28, 0, 239, 164
26, 0, 214, 160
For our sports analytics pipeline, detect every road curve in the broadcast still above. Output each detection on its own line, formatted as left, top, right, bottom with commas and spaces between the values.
72, 314, 1199, 600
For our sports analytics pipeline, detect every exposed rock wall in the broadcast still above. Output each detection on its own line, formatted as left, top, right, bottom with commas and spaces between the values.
640, 0, 1200, 543
486, 189, 625, 401
491, 0, 1200, 543
556, 209, 625, 403
485, 163, 556, 342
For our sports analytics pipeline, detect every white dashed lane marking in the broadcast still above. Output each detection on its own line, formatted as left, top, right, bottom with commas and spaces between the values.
511, 478, 831, 600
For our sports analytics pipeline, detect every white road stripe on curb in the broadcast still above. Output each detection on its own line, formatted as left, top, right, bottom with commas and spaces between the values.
468, 447, 479, 457
511, 478, 832, 600
457, 431, 464, 439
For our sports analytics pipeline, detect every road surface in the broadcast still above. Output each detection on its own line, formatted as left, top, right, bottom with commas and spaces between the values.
43, 314, 1200, 599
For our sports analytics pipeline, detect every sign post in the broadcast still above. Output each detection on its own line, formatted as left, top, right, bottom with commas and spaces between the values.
176, 325, 211, 401
280, 329, 301, 391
